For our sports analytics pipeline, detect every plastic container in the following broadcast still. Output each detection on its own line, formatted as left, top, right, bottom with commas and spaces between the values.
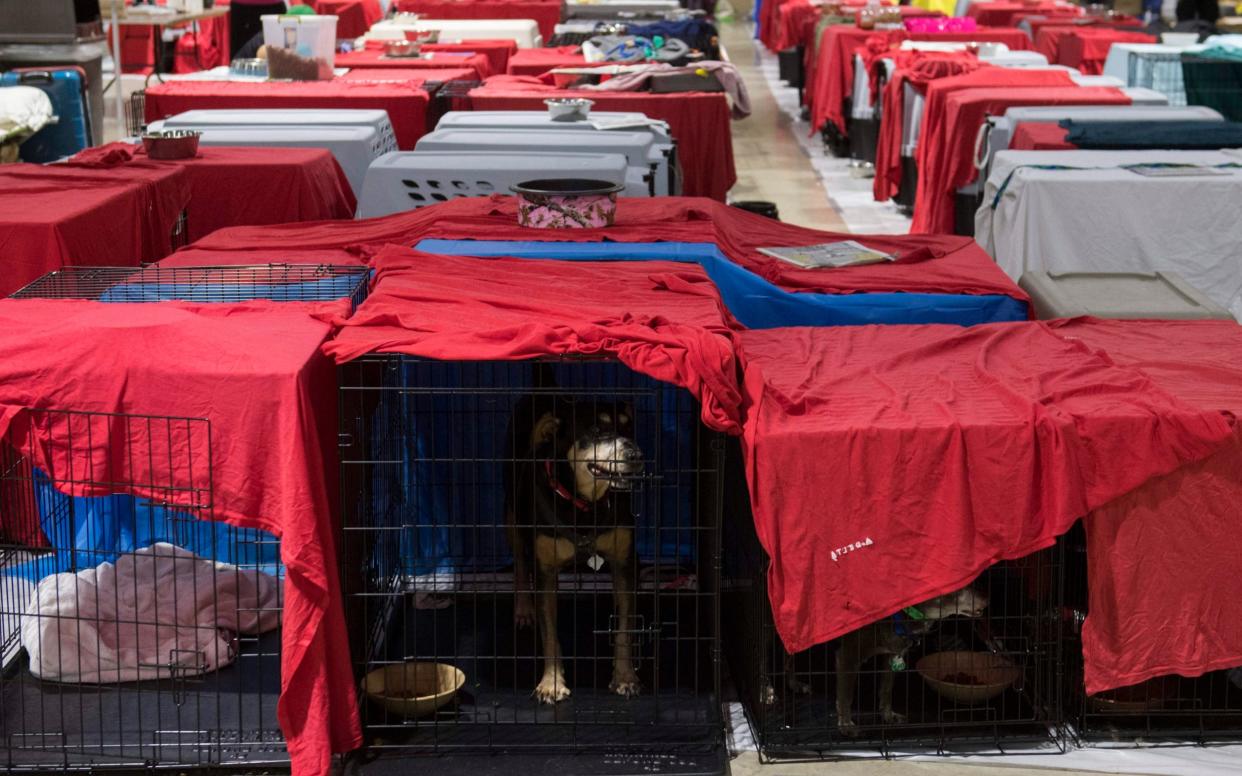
261, 14, 338, 80
511, 178, 624, 228
1018, 271, 1233, 320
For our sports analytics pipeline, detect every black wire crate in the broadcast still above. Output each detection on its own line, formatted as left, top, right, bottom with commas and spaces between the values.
10, 263, 371, 311
0, 409, 286, 771
722, 443, 1067, 757
337, 355, 725, 761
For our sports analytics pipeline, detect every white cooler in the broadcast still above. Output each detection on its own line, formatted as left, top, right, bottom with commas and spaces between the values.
368, 17, 543, 48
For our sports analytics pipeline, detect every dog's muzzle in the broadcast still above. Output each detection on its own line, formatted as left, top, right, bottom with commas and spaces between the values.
584, 436, 643, 490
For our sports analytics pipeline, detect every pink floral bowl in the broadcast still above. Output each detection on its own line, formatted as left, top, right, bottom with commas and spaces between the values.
511, 179, 624, 229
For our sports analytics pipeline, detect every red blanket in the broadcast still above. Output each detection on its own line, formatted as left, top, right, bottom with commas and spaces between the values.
164, 196, 1030, 302
420, 39, 519, 75
322, 245, 743, 433
1037, 26, 1156, 74
967, 0, 1082, 26
1010, 121, 1075, 149
69, 143, 356, 242
1052, 319, 1242, 695
912, 82, 1129, 234
505, 46, 589, 76
308, 0, 384, 39
144, 80, 432, 149
395, 0, 564, 40
737, 322, 1235, 654
335, 47, 494, 79
0, 163, 191, 297
468, 77, 737, 200
336, 67, 478, 83
0, 299, 361, 776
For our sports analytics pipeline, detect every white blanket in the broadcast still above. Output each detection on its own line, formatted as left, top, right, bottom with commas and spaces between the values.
21, 543, 280, 684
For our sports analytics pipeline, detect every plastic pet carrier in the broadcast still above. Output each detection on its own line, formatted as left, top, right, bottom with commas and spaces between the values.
0, 409, 286, 770
337, 356, 725, 767
369, 17, 543, 48
722, 443, 1067, 757
355, 150, 629, 218
0, 67, 91, 162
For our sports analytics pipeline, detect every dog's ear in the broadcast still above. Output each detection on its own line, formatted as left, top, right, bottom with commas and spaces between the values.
530, 412, 561, 451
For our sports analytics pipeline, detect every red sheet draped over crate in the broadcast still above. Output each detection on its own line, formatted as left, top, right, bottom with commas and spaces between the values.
0, 300, 361, 776
1010, 121, 1076, 149
1051, 319, 1242, 695
966, 1, 1082, 26
735, 322, 1236, 656
159, 196, 1030, 304
0, 163, 191, 297
307, 0, 385, 40
335, 47, 495, 79
505, 46, 589, 76
1036, 26, 1156, 74
321, 245, 744, 433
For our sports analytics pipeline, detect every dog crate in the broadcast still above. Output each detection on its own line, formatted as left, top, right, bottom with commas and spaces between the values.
369, 17, 543, 48
1125, 49, 1189, 107
722, 443, 1067, 757
337, 356, 725, 764
0, 408, 285, 770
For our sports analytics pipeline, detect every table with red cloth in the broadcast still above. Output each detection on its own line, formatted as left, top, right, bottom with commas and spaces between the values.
0, 163, 190, 297
69, 143, 357, 243
307, 0, 384, 40
110, 1, 231, 75
735, 321, 1234, 668
394, 0, 564, 41
421, 40, 520, 75
162, 196, 1031, 310
1024, 13, 1143, 38
144, 79, 432, 149
468, 78, 737, 201
335, 47, 494, 79
966, 0, 1081, 26
1010, 121, 1076, 149
807, 26, 1033, 137
911, 73, 1132, 234
337, 67, 479, 83
0, 300, 361, 776
1036, 25, 1156, 74
506, 47, 589, 76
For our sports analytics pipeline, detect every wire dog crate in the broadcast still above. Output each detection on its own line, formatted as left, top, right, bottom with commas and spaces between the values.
0, 409, 285, 770
10, 264, 371, 310
1126, 51, 1189, 107
337, 356, 725, 762
1182, 55, 1242, 122
722, 443, 1067, 757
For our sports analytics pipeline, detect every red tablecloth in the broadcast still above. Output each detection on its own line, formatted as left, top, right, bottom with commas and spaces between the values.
421, 39, 519, 75
1056, 27, 1157, 74
912, 79, 1130, 234
395, 0, 564, 40
807, 26, 1033, 137
111, 3, 230, 75
308, 0, 384, 39
166, 196, 1031, 305
1053, 319, 1242, 696
468, 77, 737, 201
505, 46, 589, 76
0, 163, 191, 297
337, 66, 478, 83
70, 143, 357, 242
1010, 120, 1075, 149
144, 79, 432, 149
336, 47, 494, 79
1025, 13, 1143, 38
736, 321, 1234, 655
966, 0, 1081, 26
0, 300, 361, 776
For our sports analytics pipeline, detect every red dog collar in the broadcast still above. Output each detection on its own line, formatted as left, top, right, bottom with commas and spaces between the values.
545, 460, 592, 512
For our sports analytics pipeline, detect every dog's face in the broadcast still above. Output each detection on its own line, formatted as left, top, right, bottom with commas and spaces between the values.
534, 399, 643, 503
913, 587, 989, 621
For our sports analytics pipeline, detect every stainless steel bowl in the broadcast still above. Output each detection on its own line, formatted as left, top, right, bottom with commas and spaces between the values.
142, 130, 202, 160
385, 40, 422, 57
545, 98, 594, 122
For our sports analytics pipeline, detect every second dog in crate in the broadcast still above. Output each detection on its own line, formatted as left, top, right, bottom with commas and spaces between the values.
505, 389, 645, 704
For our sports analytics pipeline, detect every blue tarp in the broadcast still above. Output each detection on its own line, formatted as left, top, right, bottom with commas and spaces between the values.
414, 239, 1029, 328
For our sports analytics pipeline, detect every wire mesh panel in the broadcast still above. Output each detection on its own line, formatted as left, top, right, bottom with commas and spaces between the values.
1127, 51, 1188, 106
338, 356, 724, 758
722, 443, 1067, 757
10, 264, 371, 311
0, 409, 286, 770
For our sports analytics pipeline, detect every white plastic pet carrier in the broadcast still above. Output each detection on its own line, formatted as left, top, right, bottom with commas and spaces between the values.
415, 127, 670, 196
155, 108, 399, 156
355, 150, 630, 218
368, 17, 542, 48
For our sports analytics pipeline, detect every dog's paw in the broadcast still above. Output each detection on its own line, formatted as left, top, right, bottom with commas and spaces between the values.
881, 709, 907, 725
837, 718, 859, 737
609, 673, 642, 698
534, 675, 571, 704
760, 684, 777, 706
514, 592, 535, 629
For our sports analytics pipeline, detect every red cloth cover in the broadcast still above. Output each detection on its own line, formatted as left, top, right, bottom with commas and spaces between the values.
1010, 121, 1075, 149
0, 163, 191, 296
912, 81, 1130, 234
308, 0, 384, 39
143, 79, 432, 149
336, 67, 478, 83
167, 196, 1030, 302
505, 47, 589, 76
69, 143, 357, 242
335, 47, 494, 79
0, 300, 362, 776
394, 0, 564, 40
967, 1, 1081, 26
1051, 319, 1242, 696
737, 322, 1235, 654
420, 39, 519, 75
468, 77, 737, 201
1058, 27, 1157, 74
322, 245, 743, 432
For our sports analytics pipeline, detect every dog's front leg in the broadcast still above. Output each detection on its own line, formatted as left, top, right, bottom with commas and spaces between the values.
533, 535, 574, 704
879, 664, 905, 725
835, 645, 859, 736
597, 528, 641, 698
506, 506, 535, 628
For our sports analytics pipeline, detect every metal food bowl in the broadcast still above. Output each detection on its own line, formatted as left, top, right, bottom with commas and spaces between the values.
141, 130, 201, 160
363, 661, 465, 718
384, 40, 422, 57
545, 97, 594, 122
916, 651, 1022, 704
